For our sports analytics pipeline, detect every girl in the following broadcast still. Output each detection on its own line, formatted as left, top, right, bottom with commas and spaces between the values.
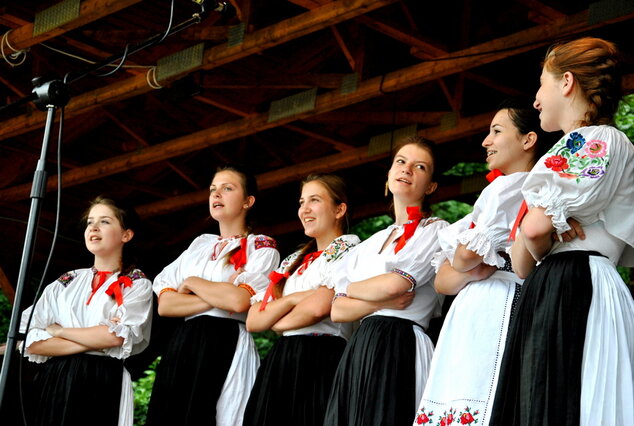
324, 136, 448, 426
414, 100, 552, 426
21, 196, 153, 426
146, 165, 279, 426
490, 37, 634, 425
243, 174, 360, 426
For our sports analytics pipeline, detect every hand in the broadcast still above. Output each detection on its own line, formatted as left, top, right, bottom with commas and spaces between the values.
552, 217, 585, 242
381, 291, 415, 310
46, 323, 63, 337
177, 279, 193, 294
468, 263, 497, 282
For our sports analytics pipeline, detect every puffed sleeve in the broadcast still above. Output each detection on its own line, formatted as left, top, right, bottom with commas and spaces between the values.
385, 218, 449, 290
20, 282, 63, 363
152, 235, 208, 297
456, 173, 527, 267
523, 126, 634, 237
250, 251, 299, 304
321, 234, 361, 289
103, 272, 153, 359
327, 243, 361, 295
233, 235, 280, 296
431, 214, 473, 272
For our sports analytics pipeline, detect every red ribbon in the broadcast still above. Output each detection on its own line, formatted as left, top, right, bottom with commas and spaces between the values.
508, 200, 528, 242
105, 276, 134, 306
259, 270, 289, 311
87, 270, 112, 305
486, 169, 504, 183
229, 238, 248, 271
394, 206, 424, 254
296, 250, 323, 276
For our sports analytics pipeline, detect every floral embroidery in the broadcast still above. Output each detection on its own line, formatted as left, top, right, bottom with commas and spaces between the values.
457, 406, 479, 424
280, 252, 301, 272
323, 236, 357, 262
437, 407, 456, 426
57, 271, 77, 287
415, 407, 434, 424
544, 132, 609, 183
254, 235, 277, 250
124, 269, 146, 281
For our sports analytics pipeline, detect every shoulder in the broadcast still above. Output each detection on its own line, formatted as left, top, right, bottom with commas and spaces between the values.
280, 250, 302, 271
187, 234, 219, 250
484, 172, 528, 195
55, 269, 82, 287
123, 268, 148, 281
323, 234, 361, 262
250, 234, 278, 250
421, 217, 448, 230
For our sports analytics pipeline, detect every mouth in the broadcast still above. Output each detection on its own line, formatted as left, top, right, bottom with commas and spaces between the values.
303, 217, 316, 224
396, 178, 411, 184
486, 150, 497, 158
212, 202, 224, 208
89, 235, 101, 242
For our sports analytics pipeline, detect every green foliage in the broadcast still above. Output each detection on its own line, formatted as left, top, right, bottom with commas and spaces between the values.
132, 356, 160, 425
443, 162, 488, 177
617, 266, 631, 285
0, 290, 11, 343
253, 330, 279, 359
615, 94, 634, 142
351, 215, 394, 241
430, 200, 474, 224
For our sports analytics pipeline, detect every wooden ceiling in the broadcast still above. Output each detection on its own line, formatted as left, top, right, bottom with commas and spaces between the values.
1, 0, 633, 299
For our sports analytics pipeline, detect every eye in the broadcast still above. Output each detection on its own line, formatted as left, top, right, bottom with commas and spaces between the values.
416, 164, 426, 171
223, 186, 233, 191
101, 219, 110, 225
395, 159, 405, 164
493, 129, 501, 134
209, 187, 216, 193
299, 199, 304, 207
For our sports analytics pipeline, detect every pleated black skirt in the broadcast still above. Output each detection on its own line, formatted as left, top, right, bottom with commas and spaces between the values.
324, 315, 419, 426
489, 251, 594, 426
34, 354, 124, 426
243, 334, 346, 426
146, 315, 240, 426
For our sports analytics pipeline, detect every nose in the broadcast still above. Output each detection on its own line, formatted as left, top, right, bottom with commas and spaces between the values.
482, 134, 492, 147
533, 98, 540, 110
401, 164, 412, 175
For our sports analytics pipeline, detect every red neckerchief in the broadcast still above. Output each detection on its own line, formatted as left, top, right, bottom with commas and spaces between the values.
106, 276, 133, 306
471, 169, 505, 229
394, 206, 424, 254
508, 200, 528, 242
259, 270, 290, 311
87, 269, 112, 305
296, 251, 323, 276
229, 238, 248, 270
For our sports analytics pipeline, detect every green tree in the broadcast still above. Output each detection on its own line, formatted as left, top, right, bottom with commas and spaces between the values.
615, 94, 634, 142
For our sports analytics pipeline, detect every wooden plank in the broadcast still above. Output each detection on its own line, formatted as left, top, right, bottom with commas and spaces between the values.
0, 0, 398, 142
5, 0, 142, 51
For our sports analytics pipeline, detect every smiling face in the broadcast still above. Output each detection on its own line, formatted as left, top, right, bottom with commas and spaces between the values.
208, 170, 252, 223
298, 180, 344, 242
534, 68, 566, 132
482, 109, 531, 175
84, 203, 132, 259
387, 143, 437, 205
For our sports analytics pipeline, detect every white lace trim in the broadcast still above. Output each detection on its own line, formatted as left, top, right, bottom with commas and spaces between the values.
456, 228, 506, 268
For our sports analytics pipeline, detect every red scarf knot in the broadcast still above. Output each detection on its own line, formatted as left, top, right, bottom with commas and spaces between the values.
229, 238, 248, 270
394, 206, 424, 254
87, 270, 112, 305
259, 270, 290, 311
486, 169, 504, 183
296, 251, 323, 276
106, 276, 134, 306
508, 200, 528, 242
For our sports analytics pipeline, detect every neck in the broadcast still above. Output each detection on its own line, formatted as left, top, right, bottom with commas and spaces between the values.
562, 98, 591, 134
393, 197, 422, 226
218, 218, 248, 239
315, 229, 343, 251
503, 157, 534, 175
93, 255, 122, 272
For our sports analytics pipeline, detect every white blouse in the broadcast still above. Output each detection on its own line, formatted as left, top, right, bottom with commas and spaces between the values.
153, 233, 280, 322
330, 218, 448, 329
521, 125, 634, 266
253, 234, 360, 339
21, 268, 153, 364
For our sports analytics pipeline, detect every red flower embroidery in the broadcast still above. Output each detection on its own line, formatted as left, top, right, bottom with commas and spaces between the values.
460, 412, 474, 424
557, 172, 577, 179
416, 413, 429, 424
544, 155, 569, 172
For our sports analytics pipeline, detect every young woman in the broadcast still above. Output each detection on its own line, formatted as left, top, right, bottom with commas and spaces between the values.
413, 100, 553, 426
324, 136, 448, 426
242, 174, 360, 426
146, 165, 279, 426
21, 196, 153, 426
490, 37, 634, 425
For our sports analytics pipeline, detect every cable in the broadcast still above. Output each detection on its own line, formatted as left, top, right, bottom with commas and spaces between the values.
94, 43, 131, 77
156, 0, 176, 45
1, 30, 28, 67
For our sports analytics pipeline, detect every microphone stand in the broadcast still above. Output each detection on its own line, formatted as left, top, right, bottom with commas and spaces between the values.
0, 0, 212, 408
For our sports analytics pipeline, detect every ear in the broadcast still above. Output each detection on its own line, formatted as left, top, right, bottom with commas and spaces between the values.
335, 203, 348, 220
121, 229, 134, 243
244, 195, 255, 209
425, 181, 438, 195
561, 71, 575, 96
522, 131, 538, 152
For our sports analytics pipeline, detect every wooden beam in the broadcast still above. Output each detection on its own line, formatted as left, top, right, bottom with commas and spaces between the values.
330, 25, 356, 71
307, 111, 448, 125
0, 0, 397, 142
201, 73, 345, 89
516, 0, 567, 24
4, 0, 142, 51
1, 10, 632, 202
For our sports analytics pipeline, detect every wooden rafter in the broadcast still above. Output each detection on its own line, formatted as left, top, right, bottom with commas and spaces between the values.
516, 0, 567, 24
0, 0, 397, 142
1, 8, 631, 203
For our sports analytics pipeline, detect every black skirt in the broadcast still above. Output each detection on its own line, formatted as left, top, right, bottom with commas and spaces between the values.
243, 334, 346, 426
34, 354, 124, 426
324, 315, 419, 426
146, 315, 240, 426
490, 251, 595, 426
